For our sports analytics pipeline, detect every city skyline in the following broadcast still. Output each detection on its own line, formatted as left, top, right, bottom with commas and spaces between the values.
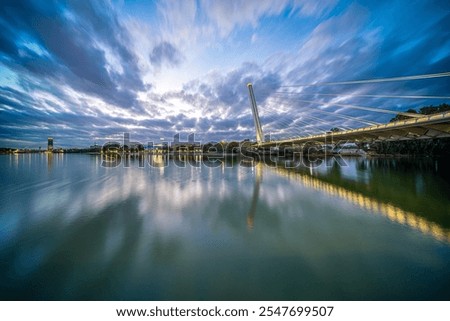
1, 0, 450, 148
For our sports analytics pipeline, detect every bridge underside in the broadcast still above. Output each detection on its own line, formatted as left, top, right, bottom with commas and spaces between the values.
258, 112, 450, 147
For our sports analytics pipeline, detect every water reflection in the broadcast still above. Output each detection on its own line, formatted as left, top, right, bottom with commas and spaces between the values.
246, 163, 263, 230
148, 154, 168, 168
241, 157, 450, 242
0, 154, 449, 300
101, 153, 121, 168
47, 153, 52, 171
269, 163, 450, 243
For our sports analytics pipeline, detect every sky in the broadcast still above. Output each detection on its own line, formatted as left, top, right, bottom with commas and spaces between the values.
0, 0, 449, 148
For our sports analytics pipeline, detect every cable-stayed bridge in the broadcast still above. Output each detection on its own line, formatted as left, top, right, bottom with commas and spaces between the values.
258, 111, 450, 147
246, 72, 450, 147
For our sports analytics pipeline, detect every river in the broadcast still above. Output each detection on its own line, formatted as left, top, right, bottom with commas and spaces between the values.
0, 153, 449, 300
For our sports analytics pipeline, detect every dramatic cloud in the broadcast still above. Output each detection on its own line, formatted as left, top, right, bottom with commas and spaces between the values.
150, 41, 184, 67
0, 0, 449, 147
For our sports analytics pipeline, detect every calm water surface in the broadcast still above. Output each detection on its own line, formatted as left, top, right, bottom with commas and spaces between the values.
0, 154, 449, 300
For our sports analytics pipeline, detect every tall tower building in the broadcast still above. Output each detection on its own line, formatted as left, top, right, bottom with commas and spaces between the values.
47, 137, 53, 152
247, 83, 264, 144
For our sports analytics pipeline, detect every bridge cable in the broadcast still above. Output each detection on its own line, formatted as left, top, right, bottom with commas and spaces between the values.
268, 96, 382, 126
259, 109, 324, 137
292, 99, 423, 117
260, 106, 345, 137
273, 92, 450, 100
280, 71, 450, 88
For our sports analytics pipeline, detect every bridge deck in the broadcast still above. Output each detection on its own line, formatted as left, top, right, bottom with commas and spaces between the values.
259, 112, 450, 147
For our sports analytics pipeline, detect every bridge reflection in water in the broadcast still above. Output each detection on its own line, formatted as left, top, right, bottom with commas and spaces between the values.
246, 162, 262, 230
100, 153, 449, 243
248, 160, 450, 243
2, 153, 448, 300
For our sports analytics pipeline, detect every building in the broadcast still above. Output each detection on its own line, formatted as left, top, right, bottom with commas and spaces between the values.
47, 137, 53, 152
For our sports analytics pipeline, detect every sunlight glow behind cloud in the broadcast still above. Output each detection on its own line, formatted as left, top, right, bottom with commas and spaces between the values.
0, 0, 449, 147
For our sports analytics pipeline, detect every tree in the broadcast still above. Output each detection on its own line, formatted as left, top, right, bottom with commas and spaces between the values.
390, 103, 450, 122
389, 109, 417, 122
375, 104, 450, 156
420, 103, 450, 115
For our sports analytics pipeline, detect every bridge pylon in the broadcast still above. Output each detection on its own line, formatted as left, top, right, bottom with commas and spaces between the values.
247, 83, 265, 144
